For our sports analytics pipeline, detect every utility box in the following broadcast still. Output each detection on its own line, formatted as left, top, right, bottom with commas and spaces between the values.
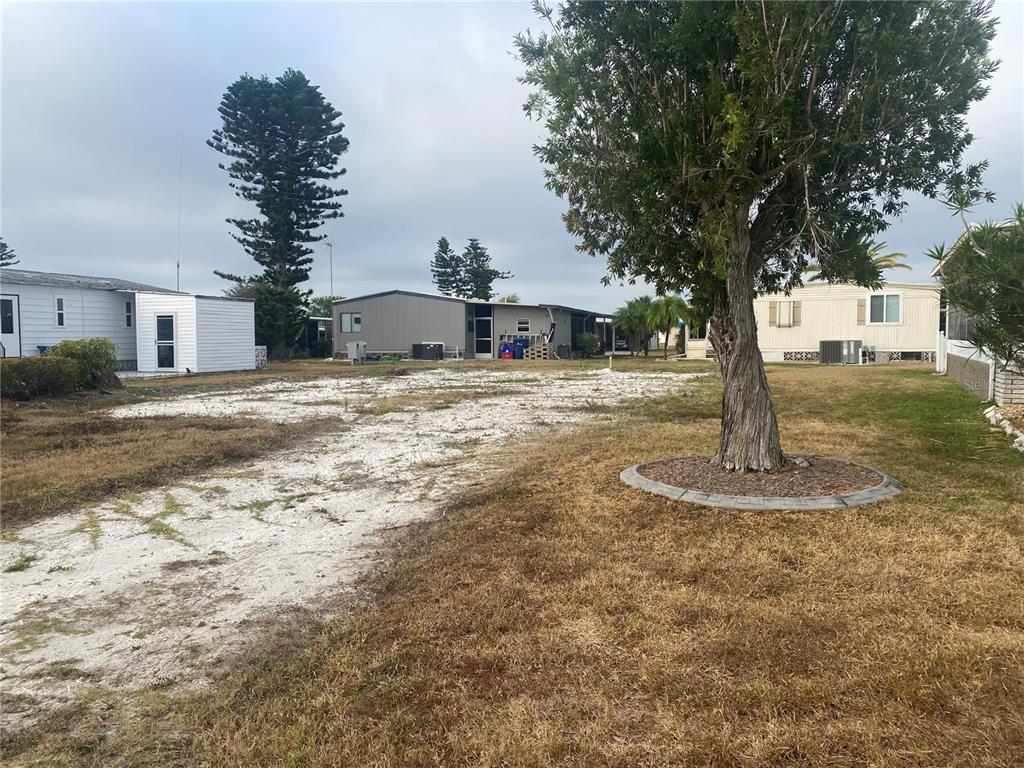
347, 340, 367, 364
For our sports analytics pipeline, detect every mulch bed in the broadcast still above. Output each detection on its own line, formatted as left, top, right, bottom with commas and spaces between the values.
637, 455, 882, 497
999, 405, 1024, 433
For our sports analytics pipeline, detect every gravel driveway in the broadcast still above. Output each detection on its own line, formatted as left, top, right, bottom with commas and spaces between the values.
0, 367, 700, 729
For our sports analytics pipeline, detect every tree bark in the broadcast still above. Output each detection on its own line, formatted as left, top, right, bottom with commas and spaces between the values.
708, 205, 786, 472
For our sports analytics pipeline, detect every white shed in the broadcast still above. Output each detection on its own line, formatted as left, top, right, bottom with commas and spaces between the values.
135, 293, 255, 373
0, 269, 257, 374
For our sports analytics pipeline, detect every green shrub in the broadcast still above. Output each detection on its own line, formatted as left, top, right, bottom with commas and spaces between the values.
0, 356, 80, 400
575, 332, 600, 358
48, 338, 118, 389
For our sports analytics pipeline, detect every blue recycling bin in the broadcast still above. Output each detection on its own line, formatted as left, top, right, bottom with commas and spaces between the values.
513, 340, 526, 359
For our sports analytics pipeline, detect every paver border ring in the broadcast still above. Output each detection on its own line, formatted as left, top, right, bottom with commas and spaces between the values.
620, 455, 902, 511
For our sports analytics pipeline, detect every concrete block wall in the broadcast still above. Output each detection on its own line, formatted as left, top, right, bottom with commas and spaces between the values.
994, 367, 1024, 406
946, 353, 992, 400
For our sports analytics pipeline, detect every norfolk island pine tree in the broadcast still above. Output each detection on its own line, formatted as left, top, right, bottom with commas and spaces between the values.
208, 69, 349, 357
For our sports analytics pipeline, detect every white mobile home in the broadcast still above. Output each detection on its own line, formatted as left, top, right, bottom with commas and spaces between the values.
673, 282, 940, 363
0, 269, 256, 374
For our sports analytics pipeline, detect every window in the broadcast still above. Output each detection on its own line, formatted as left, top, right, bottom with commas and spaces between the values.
516, 318, 530, 333
777, 301, 794, 328
55, 297, 65, 327
125, 300, 133, 328
688, 320, 707, 340
869, 293, 901, 324
340, 312, 361, 333
1, 299, 13, 334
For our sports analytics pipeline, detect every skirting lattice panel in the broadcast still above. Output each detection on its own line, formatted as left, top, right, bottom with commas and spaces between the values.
783, 351, 820, 362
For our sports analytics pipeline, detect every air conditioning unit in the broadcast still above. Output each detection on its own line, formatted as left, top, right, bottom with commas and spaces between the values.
819, 340, 862, 364
411, 342, 445, 360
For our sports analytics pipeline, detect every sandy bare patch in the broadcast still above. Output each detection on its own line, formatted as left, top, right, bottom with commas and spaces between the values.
0, 367, 700, 729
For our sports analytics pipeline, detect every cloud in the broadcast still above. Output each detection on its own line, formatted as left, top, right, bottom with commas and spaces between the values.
2, 1, 1020, 311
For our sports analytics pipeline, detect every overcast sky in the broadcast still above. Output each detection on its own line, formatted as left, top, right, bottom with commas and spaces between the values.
2, 2, 1021, 312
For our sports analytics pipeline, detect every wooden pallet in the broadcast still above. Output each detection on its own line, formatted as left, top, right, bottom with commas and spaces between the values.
522, 343, 552, 361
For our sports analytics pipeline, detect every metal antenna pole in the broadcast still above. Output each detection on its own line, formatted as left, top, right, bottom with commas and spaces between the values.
324, 240, 334, 296
176, 132, 184, 291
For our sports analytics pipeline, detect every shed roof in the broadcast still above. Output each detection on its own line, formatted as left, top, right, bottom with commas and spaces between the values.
0, 268, 180, 294
334, 289, 607, 316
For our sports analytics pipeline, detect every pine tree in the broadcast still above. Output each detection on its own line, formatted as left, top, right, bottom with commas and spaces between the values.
431, 237, 467, 296
0, 237, 18, 267
208, 69, 349, 356
462, 239, 512, 301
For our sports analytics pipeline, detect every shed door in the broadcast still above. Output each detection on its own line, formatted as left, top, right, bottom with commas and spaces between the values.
0, 295, 21, 357
155, 315, 175, 369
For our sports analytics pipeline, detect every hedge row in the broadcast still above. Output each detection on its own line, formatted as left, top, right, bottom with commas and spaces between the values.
1, 338, 118, 400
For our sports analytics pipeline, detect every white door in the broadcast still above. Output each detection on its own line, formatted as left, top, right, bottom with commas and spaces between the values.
0, 295, 21, 357
155, 314, 175, 369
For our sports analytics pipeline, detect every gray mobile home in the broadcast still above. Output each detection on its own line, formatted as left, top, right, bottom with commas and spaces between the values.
332, 290, 611, 359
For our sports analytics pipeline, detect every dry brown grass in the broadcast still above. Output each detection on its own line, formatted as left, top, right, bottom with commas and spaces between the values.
0, 400, 297, 530
8, 364, 1024, 767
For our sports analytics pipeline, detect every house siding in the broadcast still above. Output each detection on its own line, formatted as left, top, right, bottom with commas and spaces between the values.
135, 293, 198, 373
195, 298, 255, 372
334, 293, 467, 356
492, 305, 553, 342
0, 282, 138, 361
755, 283, 939, 356
674, 283, 938, 360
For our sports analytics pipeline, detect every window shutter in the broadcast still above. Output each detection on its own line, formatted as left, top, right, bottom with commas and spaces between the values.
856, 299, 866, 326
792, 301, 801, 327
768, 301, 778, 327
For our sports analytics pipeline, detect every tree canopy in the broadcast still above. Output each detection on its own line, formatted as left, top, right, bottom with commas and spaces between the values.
463, 239, 513, 301
209, 68, 349, 356
804, 239, 910, 285
933, 203, 1024, 370
648, 295, 691, 359
613, 296, 654, 356
517, 0, 996, 470
0, 237, 18, 268
430, 237, 512, 300
431, 237, 469, 297
307, 295, 345, 318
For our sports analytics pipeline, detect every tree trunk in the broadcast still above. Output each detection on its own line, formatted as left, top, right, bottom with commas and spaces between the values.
708, 206, 786, 472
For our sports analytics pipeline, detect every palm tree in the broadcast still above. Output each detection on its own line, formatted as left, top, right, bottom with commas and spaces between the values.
804, 238, 911, 282
613, 296, 653, 356
647, 295, 691, 358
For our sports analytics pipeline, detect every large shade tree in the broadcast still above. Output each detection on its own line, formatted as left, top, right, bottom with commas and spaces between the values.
517, 0, 996, 471
209, 69, 349, 357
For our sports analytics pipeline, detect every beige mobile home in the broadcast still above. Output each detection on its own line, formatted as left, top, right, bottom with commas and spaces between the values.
675, 282, 939, 363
